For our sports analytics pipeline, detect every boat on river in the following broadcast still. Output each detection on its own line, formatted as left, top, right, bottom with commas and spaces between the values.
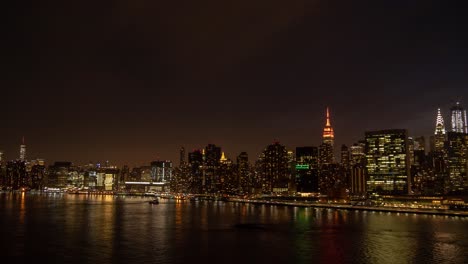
149, 198, 159, 205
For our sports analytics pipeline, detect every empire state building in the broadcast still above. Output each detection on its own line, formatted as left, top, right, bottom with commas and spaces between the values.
319, 107, 335, 165
322, 107, 335, 146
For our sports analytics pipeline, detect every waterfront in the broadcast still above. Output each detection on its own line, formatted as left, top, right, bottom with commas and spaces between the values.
1, 192, 467, 263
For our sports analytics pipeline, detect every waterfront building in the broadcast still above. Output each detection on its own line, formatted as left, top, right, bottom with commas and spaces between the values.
5, 160, 26, 190
365, 129, 411, 195
350, 165, 366, 196
450, 102, 468, 133
446, 132, 467, 193
295, 146, 319, 193
257, 141, 291, 194
46, 161, 72, 189
151, 160, 172, 183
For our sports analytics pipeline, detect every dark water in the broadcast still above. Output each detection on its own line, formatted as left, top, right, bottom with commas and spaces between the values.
1, 192, 467, 263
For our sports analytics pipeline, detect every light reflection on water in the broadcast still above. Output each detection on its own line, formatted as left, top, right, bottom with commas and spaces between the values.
0, 192, 467, 263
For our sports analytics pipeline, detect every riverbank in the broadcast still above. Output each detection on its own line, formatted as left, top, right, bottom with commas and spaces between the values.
228, 198, 468, 217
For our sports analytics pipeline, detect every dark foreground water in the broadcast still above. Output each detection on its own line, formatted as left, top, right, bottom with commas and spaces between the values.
1, 192, 467, 263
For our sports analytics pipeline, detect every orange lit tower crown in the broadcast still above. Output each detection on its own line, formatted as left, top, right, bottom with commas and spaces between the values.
322, 107, 334, 146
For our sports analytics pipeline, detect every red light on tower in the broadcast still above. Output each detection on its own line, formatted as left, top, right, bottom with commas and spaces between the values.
322, 107, 334, 146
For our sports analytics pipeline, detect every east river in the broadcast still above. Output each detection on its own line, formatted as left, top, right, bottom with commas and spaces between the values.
1, 192, 467, 263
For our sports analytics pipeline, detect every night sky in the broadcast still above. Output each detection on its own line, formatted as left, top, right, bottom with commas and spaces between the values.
3, 1, 468, 167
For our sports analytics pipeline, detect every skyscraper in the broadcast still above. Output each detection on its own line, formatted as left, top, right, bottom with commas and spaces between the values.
19, 136, 26, 161
450, 102, 467, 133
257, 142, 290, 194
446, 132, 467, 193
295, 146, 319, 193
151, 160, 173, 183
179, 147, 186, 167
365, 129, 411, 195
434, 108, 447, 152
320, 107, 335, 164
322, 107, 335, 147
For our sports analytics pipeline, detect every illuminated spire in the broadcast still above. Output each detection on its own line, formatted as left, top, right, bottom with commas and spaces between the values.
435, 108, 445, 135
220, 151, 227, 161
322, 107, 334, 147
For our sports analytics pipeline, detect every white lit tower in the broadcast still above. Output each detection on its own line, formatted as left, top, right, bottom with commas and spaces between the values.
450, 102, 467, 133
434, 108, 446, 152
20, 136, 26, 161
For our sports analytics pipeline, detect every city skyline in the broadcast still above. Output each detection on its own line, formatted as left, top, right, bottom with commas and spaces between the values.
3, 1, 468, 167
1, 102, 466, 167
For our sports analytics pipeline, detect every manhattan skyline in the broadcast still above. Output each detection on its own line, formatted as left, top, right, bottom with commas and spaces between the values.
3, 1, 468, 166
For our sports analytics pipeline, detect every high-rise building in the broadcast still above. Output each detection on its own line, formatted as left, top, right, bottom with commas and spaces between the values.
446, 132, 467, 193
203, 144, 222, 193
320, 107, 335, 164
365, 129, 411, 195
257, 142, 290, 193
237, 152, 250, 193
408, 137, 415, 166
19, 137, 26, 161
450, 102, 468, 133
295, 146, 319, 193
340, 144, 350, 169
323, 107, 335, 147
350, 142, 366, 166
434, 108, 447, 152
151, 160, 173, 183
179, 147, 185, 167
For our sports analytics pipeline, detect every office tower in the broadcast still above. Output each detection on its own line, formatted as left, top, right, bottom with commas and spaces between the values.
179, 147, 185, 167
47, 162, 72, 188
408, 137, 415, 166
365, 129, 411, 195
19, 137, 26, 161
151, 160, 173, 183
350, 142, 366, 166
446, 132, 467, 193
450, 102, 468, 133
257, 142, 290, 194
204, 144, 221, 167
341, 144, 350, 169
320, 107, 335, 164
433, 108, 447, 152
188, 149, 203, 192
202, 144, 222, 193
237, 152, 250, 193
350, 165, 366, 196
6, 160, 27, 190
295, 146, 319, 193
